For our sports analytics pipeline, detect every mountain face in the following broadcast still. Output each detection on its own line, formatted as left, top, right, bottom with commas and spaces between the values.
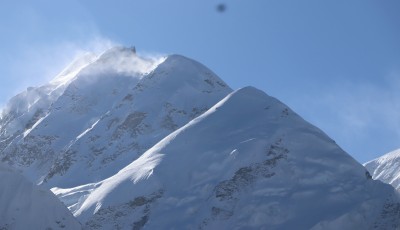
0, 47, 231, 184
0, 47, 232, 217
70, 86, 400, 229
0, 162, 81, 229
1, 47, 400, 229
364, 149, 400, 191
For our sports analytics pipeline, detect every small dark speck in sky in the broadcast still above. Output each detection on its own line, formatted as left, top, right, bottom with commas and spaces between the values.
216, 3, 227, 13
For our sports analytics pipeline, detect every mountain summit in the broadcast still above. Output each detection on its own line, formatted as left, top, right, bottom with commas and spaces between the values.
1, 47, 400, 229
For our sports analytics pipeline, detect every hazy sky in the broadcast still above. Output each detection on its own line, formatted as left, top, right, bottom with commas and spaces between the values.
0, 0, 399, 163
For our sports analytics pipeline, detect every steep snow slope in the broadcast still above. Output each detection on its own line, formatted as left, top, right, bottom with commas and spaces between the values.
74, 87, 400, 229
0, 52, 97, 180
0, 162, 81, 229
0, 47, 231, 212
44, 53, 230, 189
364, 149, 400, 190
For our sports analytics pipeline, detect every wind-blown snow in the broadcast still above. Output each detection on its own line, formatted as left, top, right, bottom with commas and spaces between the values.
0, 47, 232, 214
50, 52, 98, 86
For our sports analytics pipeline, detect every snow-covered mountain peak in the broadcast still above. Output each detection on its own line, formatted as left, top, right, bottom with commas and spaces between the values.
364, 148, 400, 190
0, 48, 232, 189
79, 46, 165, 78
155, 54, 226, 83
47, 47, 165, 95
3, 49, 400, 229
135, 54, 229, 96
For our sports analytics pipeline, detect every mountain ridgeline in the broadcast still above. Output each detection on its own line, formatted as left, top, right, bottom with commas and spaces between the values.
1, 47, 400, 229
365, 149, 400, 191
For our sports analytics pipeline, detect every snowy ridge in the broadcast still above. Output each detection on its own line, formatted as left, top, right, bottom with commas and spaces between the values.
0, 162, 81, 229
74, 87, 400, 229
364, 149, 400, 190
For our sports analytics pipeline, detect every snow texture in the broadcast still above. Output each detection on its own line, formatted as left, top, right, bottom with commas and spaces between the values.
0, 162, 81, 229
364, 149, 400, 191
0, 48, 230, 188
1, 47, 400, 229
74, 87, 400, 229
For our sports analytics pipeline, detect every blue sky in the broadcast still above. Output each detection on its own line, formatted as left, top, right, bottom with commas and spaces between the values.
0, 0, 399, 163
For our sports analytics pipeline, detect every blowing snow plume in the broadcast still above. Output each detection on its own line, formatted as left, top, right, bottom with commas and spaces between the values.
0, 45, 168, 180
77, 46, 166, 80
0, 45, 166, 118
50, 46, 166, 86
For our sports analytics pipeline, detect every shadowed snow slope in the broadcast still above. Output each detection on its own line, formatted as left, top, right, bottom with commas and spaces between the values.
0, 163, 81, 229
75, 87, 400, 229
364, 149, 400, 191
